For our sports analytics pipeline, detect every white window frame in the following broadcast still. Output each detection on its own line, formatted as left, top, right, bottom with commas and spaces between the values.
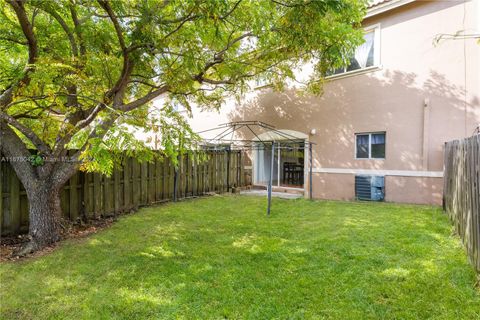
326, 23, 381, 79
355, 131, 386, 160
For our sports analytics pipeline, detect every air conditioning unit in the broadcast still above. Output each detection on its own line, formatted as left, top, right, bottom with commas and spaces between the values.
355, 175, 385, 201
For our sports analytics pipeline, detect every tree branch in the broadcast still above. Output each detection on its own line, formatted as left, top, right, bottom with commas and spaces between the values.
215, 32, 254, 60
118, 85, 170, 112
97, 0, 133, 106
0, 120, 38, 187
1, 1, 38, 108
271, 0, 313, 8
128, 79, 161, 88
199, 78, 234, 85
162, 9, 198, 41
53, 103, 106, 157
193, 32, 255, 85
11, 106, 44, 119
97, 1, 126, 51
220, 0, 243, 20
0, 111, 51, 155
52, 112, 120, 186
8, 0, 37, 65
68, 1, 86, 56
0, 35, 27, 45
33, 3, 79, 57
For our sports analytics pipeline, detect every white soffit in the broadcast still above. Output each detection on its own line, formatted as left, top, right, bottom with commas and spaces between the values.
366, 0, 417, 19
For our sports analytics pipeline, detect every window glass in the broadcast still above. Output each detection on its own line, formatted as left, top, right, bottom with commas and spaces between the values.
355, 31, 374, 69
356, 135, 369, 158
327, 28, 377, 76
346, 57, 360, 72
366, 37, 375, 67
371, 133, 385, 158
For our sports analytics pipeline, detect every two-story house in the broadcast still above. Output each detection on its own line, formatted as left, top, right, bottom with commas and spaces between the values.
186, 0, 480, 205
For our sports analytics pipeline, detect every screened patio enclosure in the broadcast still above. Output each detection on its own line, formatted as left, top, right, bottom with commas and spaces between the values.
252, 136, 305, 188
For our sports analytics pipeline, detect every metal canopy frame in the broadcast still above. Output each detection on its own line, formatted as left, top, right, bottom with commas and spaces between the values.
197, 121, 315, 215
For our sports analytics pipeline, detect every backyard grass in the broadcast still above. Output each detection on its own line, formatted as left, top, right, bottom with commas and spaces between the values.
0, 195, 479, 319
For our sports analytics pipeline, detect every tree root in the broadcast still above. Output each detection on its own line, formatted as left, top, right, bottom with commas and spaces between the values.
12, 240, 40, 257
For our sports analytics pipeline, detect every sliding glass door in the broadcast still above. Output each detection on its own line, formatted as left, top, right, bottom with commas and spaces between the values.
254, 144, 279, 186
254, 141, 305, 188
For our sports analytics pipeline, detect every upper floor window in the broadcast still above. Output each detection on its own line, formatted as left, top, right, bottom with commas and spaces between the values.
328, 25, 380, 77
171, 103, 189, 114
356, 132, 385, 159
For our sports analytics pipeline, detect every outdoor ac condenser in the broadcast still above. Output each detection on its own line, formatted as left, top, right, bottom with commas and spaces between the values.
355, 175, 385, 201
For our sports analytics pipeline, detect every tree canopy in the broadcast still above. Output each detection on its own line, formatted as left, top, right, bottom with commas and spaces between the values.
1, 0, 366, 175
0, 0, 366, 253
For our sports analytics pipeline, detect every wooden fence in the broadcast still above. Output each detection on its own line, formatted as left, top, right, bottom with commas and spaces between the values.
0, 151, 249, 236
443, 134, 480, 273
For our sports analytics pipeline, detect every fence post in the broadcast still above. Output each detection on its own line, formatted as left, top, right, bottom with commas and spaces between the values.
123, 159, 131, 212
113, 166, 120, 216
226, 148, 231, 192
173, 155, 179, 202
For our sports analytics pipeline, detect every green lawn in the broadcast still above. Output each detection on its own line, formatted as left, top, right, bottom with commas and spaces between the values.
1, 196, 479, 319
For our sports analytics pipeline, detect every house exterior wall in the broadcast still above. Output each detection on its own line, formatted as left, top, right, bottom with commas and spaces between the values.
308, 174, 443, 204
225, 0, 480, 205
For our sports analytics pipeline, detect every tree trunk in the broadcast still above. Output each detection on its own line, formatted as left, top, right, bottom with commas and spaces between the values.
2, 118, 77, 256
17, 183, 64, 255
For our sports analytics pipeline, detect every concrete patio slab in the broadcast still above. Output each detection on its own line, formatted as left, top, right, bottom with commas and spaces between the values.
240, 189, 303, 199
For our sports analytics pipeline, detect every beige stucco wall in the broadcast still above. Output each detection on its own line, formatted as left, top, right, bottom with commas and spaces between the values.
384, 176, 443, 205
224, 0, 479, 205
310, 173, 443, 205
311, 173, 355, 201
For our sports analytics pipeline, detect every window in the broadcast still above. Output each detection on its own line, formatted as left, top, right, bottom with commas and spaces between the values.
255, 78, 270, 88
355, 132, 385, 159
328, 25, 380, 76
171, 103, 188, 114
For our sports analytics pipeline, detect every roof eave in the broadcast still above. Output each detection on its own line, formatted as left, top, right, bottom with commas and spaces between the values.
365, 0, 416, 19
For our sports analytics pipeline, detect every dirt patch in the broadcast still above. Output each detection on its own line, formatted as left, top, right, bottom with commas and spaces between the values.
0, 218, 115, 262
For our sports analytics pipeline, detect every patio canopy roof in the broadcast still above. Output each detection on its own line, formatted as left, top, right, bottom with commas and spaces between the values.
196, 121, 315, 213
253, 129, 308, 142
197, 121, 314, 151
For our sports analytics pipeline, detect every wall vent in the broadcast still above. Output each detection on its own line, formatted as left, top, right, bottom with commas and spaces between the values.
355, 175, 385, 201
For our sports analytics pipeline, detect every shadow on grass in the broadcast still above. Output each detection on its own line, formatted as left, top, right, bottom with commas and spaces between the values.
0, 196, 478, 319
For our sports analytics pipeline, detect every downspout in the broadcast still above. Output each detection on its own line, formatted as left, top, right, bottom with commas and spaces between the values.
422, 98, 430, 171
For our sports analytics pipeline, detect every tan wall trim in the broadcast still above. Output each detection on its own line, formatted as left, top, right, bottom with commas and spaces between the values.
325, 66, 382, 82
312, 167, 443, 178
